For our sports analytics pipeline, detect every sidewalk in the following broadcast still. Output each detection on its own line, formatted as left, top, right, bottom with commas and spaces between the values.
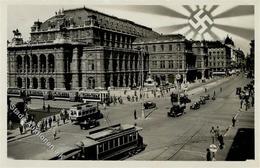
7, 118, 71, 143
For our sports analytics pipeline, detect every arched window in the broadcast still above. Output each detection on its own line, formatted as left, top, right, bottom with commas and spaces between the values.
24, 55, 30, 71
40, 54, 46, 72
32, 77, 38, 89
16, 55, 22, 72
17, 77, 22, 88
32, 55, 38, 72
40, 77, 46, 89
49, 77, 55, 90
48, 54, 55, 72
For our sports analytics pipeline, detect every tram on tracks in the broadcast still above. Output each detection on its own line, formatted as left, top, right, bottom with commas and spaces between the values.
50, 124, 146, 160
69, 103, 103, 122
7, 88, 110, 103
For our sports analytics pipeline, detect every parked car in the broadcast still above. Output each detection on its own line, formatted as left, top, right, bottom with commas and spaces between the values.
144, 101, 156, 109
203, 94, 210, 100
79, 119, 100, 130
199, 96, 206, 105
168, 104, 186, 117
190, 102, 200, 110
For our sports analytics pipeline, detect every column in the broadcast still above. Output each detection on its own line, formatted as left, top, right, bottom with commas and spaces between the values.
46, 55, 49, 73
71, 48, 79, 89
38, 77, 41, 89
38, 55, 40, 73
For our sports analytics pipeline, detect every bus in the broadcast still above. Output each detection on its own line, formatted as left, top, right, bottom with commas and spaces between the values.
50, 124, 146, 160
69, 103, 103, 122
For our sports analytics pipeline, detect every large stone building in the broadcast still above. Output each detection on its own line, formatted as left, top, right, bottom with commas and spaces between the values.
7, 7, 158, 90
206, 40, 232, 74
191, 40, 209, 80
133, 34, 197, 85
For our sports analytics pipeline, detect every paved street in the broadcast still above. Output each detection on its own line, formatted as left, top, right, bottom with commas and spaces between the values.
7, 75, 254, 161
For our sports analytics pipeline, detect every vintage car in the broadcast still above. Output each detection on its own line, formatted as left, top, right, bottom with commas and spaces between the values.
168, 104, 186, 117
180, 94, 191, 104
79, 119, 100, 130
199, 96, 206, 105
190, 102, 200, 110
144, 101, 156, 109
203, 94, 210, 100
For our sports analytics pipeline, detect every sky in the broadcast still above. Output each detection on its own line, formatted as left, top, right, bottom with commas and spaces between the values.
7, 4, 254, 54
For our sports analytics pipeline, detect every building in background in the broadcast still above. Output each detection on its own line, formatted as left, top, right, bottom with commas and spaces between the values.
7, 7, 158, 90
246, 40, 254, 73
191, 40, 209, 80
206, 40, 231, 75
133, 34, 195, 85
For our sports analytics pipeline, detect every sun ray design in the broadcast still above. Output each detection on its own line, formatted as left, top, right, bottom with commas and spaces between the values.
207, 29, 221, 41
154, 23, 189, 34
213, 5, 254, 19
213, 24, 254, 40
96, 5, 189, 19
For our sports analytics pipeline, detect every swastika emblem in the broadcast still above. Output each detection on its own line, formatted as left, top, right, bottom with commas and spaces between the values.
188, 7, 214, 35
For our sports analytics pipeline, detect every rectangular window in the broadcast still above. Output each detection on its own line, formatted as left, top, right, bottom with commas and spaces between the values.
88, 60, 94, 70
177, 44, 181, 51
124, 135, 128, 144
145, 45, 148, 51
153, 45, 156, 52
99, 144, 104, 153
104, 141, 108, 151
109, 140, 114, 149
161, 44, 164, 51
152, 61, 157, 68
160, 61, 165, 69
169, 44, 172, 51
169, 60, 174, 69
120, 136, 123, 145
114, 138, 119, 147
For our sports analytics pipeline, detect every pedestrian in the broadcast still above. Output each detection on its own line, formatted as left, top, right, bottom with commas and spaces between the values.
134, 110, 137, 120
45, 119, 48, 129
47, 104, 50, 113
49, 117, 52, 128
206, 148, 211, 161
218, 134, 224, 149
212, 152, 216, 161
220, 87, 222, 92
53, 125, 58, 140
232, 117, 236, 127
57, 115, 60, 126
240, 99, 244, 109
251, 95, 254, 107
210, 126, 215, 144
213, 90, 216, 97
215, 126, 220, 138
205, 87, 207, 93
19, 124, 23, 135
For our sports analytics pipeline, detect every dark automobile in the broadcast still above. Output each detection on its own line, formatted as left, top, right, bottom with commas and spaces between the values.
79, 119, 100, 130
168, 104, 185, 117
190, 102, 200, 110
180, 95, 191, 104
144, 101, 156, 109
203, 94, 210, 100
199, 96, 206, 105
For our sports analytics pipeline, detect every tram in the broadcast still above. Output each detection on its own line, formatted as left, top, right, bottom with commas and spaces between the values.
50, 124, 146, 160
69, 103, 103, 122
79, 90, 109, 103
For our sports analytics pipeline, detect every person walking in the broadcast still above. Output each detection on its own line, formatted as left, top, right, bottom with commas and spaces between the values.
47, 104, 50, 113
215, 126, 220, 138
206, 148, 211, 161
49, 117, 52, 128
240, 99, 244, 109
251, 95, 254, 107
218, 134, 224, 149
52, 125, 58, 140
213, 90, 216, 97
134, 110, 137, 120
210, 126, 215, 144
220, 87, 222, 92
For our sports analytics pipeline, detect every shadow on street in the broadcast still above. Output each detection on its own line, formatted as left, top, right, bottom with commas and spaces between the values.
226, 128, 254, 161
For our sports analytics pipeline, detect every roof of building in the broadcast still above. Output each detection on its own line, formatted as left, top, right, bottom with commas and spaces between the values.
36, 7, 157, 36
133, 34, 186, 44
87, 124, 141, 141
205, 40, 226, 48
224, 36, 234, 46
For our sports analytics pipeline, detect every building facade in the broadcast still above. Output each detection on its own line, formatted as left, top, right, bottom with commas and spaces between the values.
8, 7, 158, 90
206, 41, 231, 74
133, 34, 196, 85
192, 40, 209, 80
